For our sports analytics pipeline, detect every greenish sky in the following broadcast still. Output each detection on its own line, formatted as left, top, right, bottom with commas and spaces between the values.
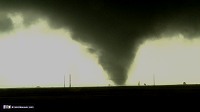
1, 1, 200, 87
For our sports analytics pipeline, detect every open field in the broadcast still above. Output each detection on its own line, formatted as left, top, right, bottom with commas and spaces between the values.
1, 85, 200, 111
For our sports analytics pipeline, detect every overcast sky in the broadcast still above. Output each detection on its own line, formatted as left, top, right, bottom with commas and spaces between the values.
1, 0, 200, 87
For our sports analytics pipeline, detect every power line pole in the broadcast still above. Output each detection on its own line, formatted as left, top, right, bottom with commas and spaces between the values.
69, 74, 71, 87
153, 74, 155, 86
64, 75, 65, 88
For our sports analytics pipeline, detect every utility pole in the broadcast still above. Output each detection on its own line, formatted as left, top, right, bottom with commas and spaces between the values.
153, 74, 155, 86
64, 75, 65, 88
69, 74, 71, 87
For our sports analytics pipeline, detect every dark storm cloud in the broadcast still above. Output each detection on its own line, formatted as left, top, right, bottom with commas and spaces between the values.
1, 0, 200, 85
87, 48, 96, 54
0, 14, 13, 32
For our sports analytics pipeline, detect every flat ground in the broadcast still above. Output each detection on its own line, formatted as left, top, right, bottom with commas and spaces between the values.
0, 85, 199, 111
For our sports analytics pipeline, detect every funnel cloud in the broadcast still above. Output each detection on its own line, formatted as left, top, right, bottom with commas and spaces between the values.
1, 0, 200, 85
